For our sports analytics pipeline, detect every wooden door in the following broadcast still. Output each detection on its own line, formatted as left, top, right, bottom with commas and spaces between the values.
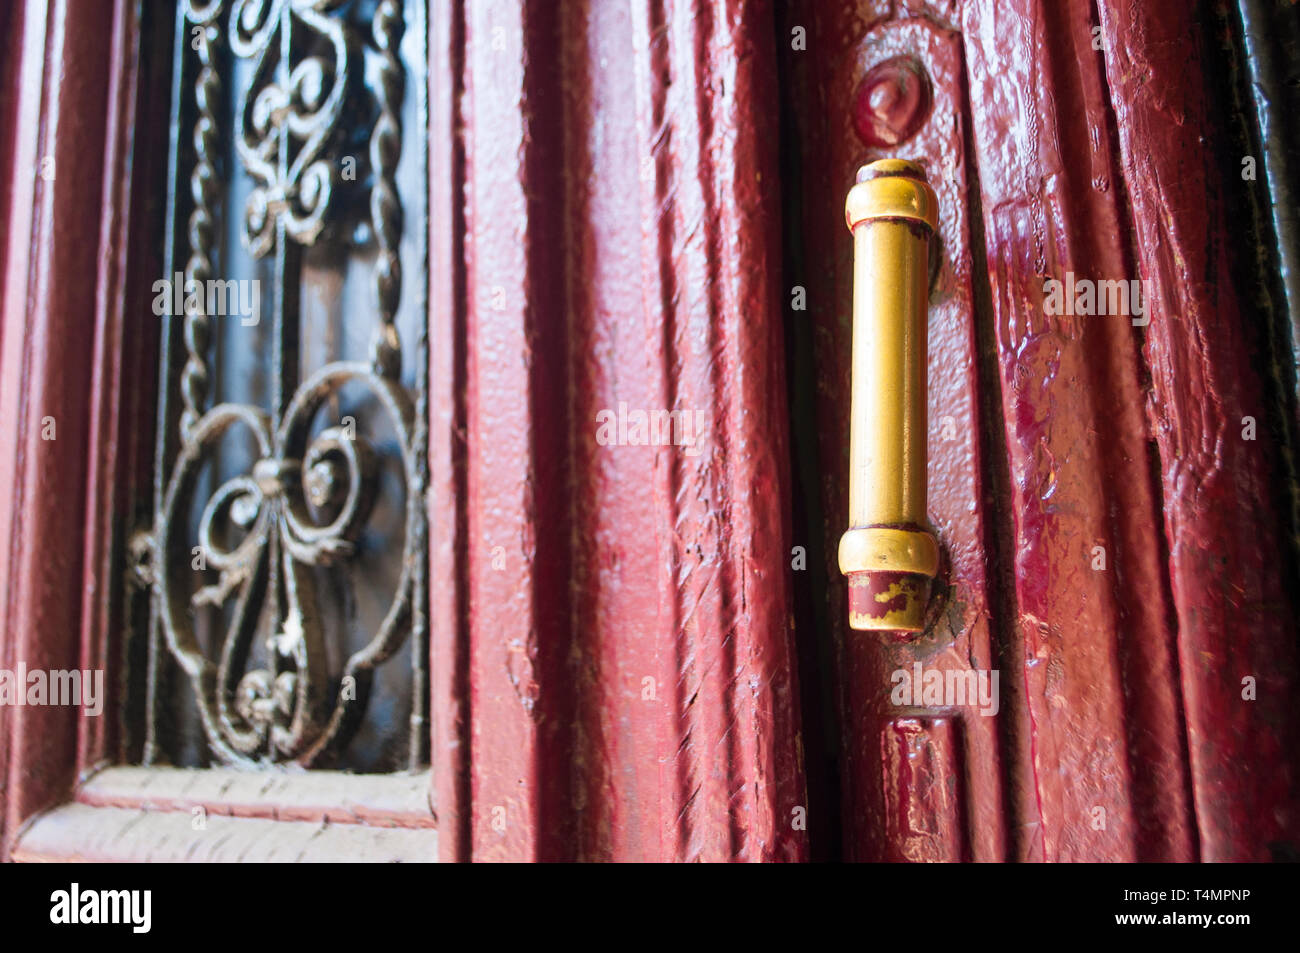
1, 0, 1297, 863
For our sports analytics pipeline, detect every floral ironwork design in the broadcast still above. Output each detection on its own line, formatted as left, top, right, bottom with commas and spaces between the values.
156, 365, 421, 764
231, 0, 350, 258
142, 0, 423, 767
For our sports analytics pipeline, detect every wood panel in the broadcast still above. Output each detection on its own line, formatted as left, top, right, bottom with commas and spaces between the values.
427, 0, 472, 865
781, 0, 1006, 862
449, 0, 805, 861
960, 0, 1199, 863
72, 766, 434, 828
0, 0, 126, 860
14, 804, 437, 863
1098, 0, 1300, 861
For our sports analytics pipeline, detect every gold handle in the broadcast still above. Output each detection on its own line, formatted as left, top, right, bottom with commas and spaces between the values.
838, 159, 939, 633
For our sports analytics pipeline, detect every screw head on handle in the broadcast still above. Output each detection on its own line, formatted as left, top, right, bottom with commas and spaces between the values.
852, 57, 932, 149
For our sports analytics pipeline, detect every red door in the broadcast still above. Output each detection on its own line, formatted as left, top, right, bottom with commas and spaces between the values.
0, 0, 1297, 863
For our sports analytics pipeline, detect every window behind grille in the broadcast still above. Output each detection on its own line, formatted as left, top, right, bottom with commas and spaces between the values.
8, 0, 437, 863
129, 0, 429, 775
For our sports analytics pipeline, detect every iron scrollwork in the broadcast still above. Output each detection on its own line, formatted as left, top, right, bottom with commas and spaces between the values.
141, 0, 425, 768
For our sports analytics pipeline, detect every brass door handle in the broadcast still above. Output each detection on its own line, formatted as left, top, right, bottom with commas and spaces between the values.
838, 159, 939, 633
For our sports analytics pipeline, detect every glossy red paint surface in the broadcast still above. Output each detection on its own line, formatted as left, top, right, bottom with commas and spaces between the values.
1099, 0, 1300, 861
962, 0, 1199, 862
442, 0, 805, 861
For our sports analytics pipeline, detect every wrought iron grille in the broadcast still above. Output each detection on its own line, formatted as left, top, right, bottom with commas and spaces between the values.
132, 0, 428, 772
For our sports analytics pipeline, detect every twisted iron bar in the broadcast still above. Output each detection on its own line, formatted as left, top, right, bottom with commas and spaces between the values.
369, 0, 405, 379
180, 1, 225, 441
